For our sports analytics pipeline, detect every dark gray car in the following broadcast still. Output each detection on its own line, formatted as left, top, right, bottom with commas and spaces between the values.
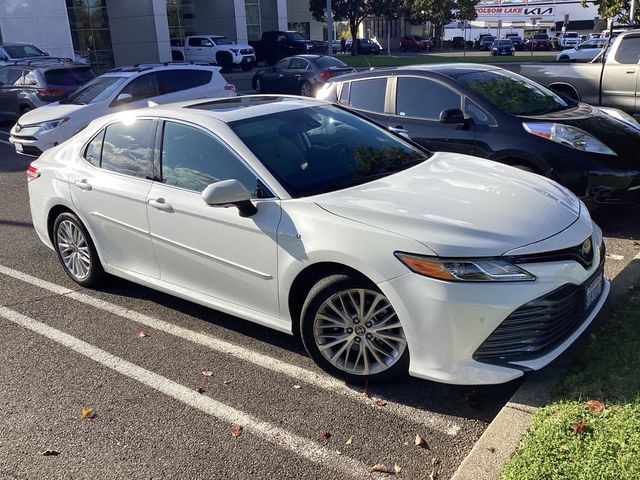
0, 58, 94, 119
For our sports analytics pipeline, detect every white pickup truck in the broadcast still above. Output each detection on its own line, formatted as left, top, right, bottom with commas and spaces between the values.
171, 35, 256, 72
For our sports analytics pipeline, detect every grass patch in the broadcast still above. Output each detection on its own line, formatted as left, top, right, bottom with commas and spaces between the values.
340, 54, 555, 68
501, 289, 640, 480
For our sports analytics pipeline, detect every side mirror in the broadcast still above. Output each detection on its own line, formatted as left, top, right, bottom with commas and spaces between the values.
202, 179, 257, 217
115, 92, 133, 104
439, 108, 466, 124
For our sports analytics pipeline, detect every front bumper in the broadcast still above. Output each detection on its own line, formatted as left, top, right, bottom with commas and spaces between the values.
10, 123, 59, 156
377, 229, 608, 385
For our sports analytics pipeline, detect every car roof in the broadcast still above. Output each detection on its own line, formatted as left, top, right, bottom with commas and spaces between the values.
122, 95, 333, 124
108, 63, 220, 73
328, 63, 502, 83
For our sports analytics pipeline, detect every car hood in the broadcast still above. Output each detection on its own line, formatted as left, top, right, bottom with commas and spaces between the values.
234, 43, 254, 50
18, 102, 87, 125
524, 103, 640, 169
313, 152, 581, 257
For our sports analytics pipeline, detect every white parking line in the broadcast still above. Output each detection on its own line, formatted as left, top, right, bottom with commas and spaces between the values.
0, 263, 461, 436
0, 306, 371, 479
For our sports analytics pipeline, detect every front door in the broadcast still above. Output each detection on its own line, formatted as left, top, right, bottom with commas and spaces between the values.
146, 120, 281, 317
260, 58, 290, 93
601, 34, 640, 111
69, 118, 159, 278
389, 76, 476, 155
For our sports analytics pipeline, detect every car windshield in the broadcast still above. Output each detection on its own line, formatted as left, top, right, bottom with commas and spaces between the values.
230, 105, 430, 198
496, 40, 513, 46
534, 34, 549, 39
212, 37, 233, 45
566, 33, 579, 38
4, 44, 48, 58
315, 56, 348, 68
286, 32, 306, 42
483, 37, 495, 42
454, 69, 569, 116
63, 75, 128, 105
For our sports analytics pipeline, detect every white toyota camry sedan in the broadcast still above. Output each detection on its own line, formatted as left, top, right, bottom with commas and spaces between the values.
27, 96, 609, 385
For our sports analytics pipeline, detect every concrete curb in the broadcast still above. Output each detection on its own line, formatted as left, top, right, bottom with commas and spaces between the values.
451, 252, 640, 480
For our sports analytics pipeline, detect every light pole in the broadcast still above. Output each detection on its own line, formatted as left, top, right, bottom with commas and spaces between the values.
327, 0, 334, 55
631, 0, 637, 25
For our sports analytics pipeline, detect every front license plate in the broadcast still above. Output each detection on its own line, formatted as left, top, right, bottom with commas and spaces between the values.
585, 272, 604, 311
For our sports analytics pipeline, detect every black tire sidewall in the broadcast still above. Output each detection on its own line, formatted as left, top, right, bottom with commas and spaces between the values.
53, 212, 104, 287
300, 274, 409, 383
300, 81, 313, 97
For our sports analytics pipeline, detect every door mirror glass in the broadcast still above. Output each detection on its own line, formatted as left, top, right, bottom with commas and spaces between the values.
115, 92, 133, 104
439, 108, 466, 124
202, 179, 257, 217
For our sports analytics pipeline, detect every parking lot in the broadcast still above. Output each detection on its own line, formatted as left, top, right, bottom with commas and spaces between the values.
1, 120, 639, 479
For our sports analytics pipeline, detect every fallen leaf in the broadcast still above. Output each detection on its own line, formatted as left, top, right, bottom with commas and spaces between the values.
223, 379, 232, 385
231, 426, 243, 438
201, 371, 214, 377
586, 400, 604, 412
375, 399, 387, 407
41, 449, 60, 456
415, 433, 427, 448
194, 385, 204, 394
322, 431, 331, 440
394, 463, 402, 474
293, 385, 302, 390
80, 407, 94, 419
487, 447, 496, 454
370, 463, 393, 474
345, 437, 353, 445
138, 330, 148, 338
572, 421, 587, 434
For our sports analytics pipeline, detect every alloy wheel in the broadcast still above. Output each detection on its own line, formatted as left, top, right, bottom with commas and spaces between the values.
56, 219, 91, 280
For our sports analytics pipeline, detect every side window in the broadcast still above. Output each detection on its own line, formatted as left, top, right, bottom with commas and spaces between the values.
120, 73, 160, 101
465, 99, 491, 126
161, 121, 259, 196
23, 71, 38, 86
338, 82, 350, 104
349, 78, 386, 113
289, 58, 308, 70
188, 37, 212, 47
101, 120, 155, 178
84, 129, 105, 166
275, 58, 291, 69
396, 77, 462, 120
614, 37, 640, 64
157, 70, 212, 94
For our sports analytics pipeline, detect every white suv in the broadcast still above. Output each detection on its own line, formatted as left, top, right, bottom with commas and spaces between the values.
10, 64, 236, 156
173, 35, 256, 72
559, 32, 581, 49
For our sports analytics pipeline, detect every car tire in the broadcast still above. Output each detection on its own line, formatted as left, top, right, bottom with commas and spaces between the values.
299, 80, 313, 97
300, 274, 409, 383
53, 212, 105, 288
558, 55, 570, 62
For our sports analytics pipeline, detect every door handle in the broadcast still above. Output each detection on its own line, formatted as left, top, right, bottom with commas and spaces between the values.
278, 74, 284, 77
73, 179, 92, 191
148, 198, 173, 213
626, 70, 636, 74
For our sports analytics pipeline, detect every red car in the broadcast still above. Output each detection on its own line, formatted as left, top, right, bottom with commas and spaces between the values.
525, 33, 552, 51
400, 35, 432, 51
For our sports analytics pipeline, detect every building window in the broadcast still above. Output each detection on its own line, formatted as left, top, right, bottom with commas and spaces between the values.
245, 0, 261, 41
166, 0, 196, 45
66, 0, 114, 71
288, 22, 310, 39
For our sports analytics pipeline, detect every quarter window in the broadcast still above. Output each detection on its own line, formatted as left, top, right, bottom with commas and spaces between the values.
396, 77, 462, 119
84, 129, 105, 166
161, 121, 259, 196
349, 78, 386, 113
101, 120, 155, 178
338, 82, 350, 104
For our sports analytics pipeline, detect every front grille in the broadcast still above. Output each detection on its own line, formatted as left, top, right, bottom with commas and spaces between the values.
474, 244, 605, 365
240, 48, 254, 55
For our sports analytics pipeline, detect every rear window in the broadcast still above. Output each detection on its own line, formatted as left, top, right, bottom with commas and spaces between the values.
44, 68, 95, 86
315, 56, 348, 68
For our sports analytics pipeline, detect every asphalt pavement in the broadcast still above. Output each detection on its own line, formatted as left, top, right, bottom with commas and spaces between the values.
0, 124, 638, 479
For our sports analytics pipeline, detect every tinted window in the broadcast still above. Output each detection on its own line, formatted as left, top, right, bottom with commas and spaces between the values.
338, 82, 350, 104
84, 129, 105, 166
121, 73, 160, 101
455, 69, 568, 116
396, 77, 461, 119
44, 68, 95, 86
188, 37, 212, 47
0, 67, 23, 85
615, 37, 640, 64
315, 56, 348, 68
275, 58, 291, 69
230, 105, 428, 198
3, 45, 47, 58
157, 69, 212, 94
101, 120, 154, 178
288, 58, 309, 69
349, 78, 386, 113
161, 121, 259, 195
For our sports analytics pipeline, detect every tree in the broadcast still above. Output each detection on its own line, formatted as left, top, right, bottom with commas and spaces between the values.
409, 0, 478, 47
582, 0, 639, 24
309, 0, 404, 54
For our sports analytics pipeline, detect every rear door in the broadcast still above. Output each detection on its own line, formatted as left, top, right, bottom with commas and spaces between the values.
282, 57, 309, 93
260, 58, 291, 92
389, 76, 476, 154
601, 34, 640, 111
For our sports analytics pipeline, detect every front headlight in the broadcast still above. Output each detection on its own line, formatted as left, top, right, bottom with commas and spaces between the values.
29, 117, 69, 131
599, 107, 640, 131
394, 253, 536, 282
522, 122, 617, 156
